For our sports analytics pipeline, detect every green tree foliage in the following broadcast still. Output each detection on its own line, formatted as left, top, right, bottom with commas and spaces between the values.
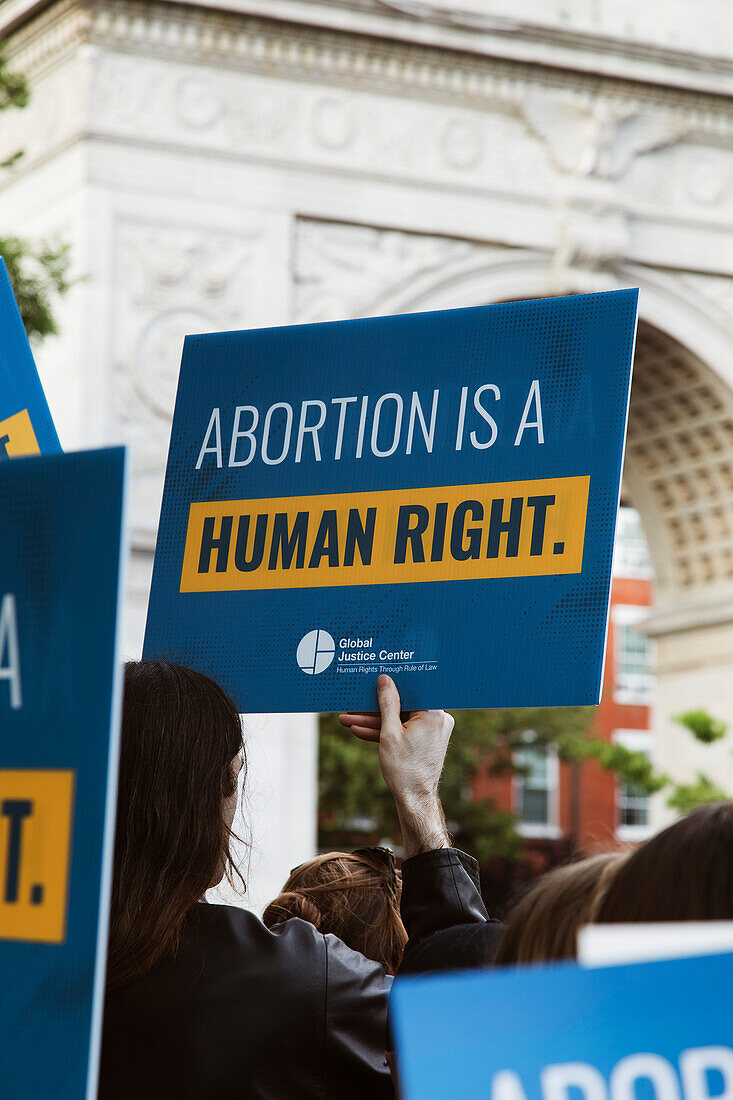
583, 708, 730, 816
574, 739, 668, 794
674, 709, 727, 745
0, 237, 71, 340
319, 705, 595, 860
320, 703, 733, 858
667, 773, 728, 815
0, 51, 28, 169
0, 51, 70, 339
659, 709, 730, 813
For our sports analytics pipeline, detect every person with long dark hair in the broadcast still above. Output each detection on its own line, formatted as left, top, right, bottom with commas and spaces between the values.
106, 661, 245, 990
494, 853, 626, 965
100, 663, 490, 1099
594, 800, 733, 924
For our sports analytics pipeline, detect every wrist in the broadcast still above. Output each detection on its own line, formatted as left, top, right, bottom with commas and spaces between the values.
391, 785, 438, 814
395, 791, 450, 858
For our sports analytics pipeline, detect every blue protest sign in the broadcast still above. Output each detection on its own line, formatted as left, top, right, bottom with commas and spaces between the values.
0, 447, 127, 1099
391, 952, 733, 1100
0, 256, 61, 457
144, 290, 637, 712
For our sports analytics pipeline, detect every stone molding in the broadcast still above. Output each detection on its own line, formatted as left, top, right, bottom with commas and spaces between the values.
2, 0, 89, 78
4, 0, 733, 98
4, 1, 733, 292
643, 597, 733, 640
5, 0, 733, 134
4, 0, 733, 294
5, 1, 732, 292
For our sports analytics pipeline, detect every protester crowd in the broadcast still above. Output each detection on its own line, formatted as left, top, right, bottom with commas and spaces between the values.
99, 660, 733, 1099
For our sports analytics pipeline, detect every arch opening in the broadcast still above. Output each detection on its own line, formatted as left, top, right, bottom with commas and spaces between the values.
625, 322, 733, 608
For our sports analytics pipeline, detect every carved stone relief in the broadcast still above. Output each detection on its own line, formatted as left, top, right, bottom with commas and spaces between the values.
678, 274, 733, 334
683, 150, 729, 207
440, 117, 484, 170
519, 88, 691, 289
311, 95, 356, 151
91, 52, 157, 128
175, 74, 223, 130
293, 218, 502, 322
521, 90, 690, 180
113, 220, 262, 535
88, 47, 542, 197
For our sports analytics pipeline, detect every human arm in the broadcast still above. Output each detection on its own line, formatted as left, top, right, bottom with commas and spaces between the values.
339, 674, 453, 857
321, 678, 491, 1094
340, 675, 490, 945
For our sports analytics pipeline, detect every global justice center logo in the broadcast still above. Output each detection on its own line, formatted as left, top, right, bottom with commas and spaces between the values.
296, 629, 336, 675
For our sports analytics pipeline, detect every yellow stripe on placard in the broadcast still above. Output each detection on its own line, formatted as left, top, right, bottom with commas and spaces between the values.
0, 769, 75, 944
180, 476, 590, 593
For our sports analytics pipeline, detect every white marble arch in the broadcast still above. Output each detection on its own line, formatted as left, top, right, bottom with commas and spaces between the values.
3, 0, 733, 857
367, 251, 733, 826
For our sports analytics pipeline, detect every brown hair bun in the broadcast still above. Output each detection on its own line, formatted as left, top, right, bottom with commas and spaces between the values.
263, 891, 323, 930
263, 849, 408, 972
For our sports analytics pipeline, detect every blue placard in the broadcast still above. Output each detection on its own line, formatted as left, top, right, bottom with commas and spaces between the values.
0, 447, 127, 1100
0, 256, 62, 458
391, 952, 733, 1100
144, 290, 637, 712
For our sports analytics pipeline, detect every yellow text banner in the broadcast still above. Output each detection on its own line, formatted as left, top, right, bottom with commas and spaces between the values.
0, 409, 41, 458
0, 769, 75, 944
181, 476, 590, 593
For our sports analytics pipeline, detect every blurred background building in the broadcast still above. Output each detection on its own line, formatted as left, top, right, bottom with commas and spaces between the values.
473, 503, 655, 899
1, 0, 732, 905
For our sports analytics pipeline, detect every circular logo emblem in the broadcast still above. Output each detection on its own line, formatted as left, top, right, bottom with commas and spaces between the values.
296, 629, 336, 675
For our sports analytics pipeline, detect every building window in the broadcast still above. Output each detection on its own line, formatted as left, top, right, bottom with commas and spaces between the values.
613, 506, 653, 579
514, 737, 560, 839
614, 729, 654, 842
613, 604, 654, 705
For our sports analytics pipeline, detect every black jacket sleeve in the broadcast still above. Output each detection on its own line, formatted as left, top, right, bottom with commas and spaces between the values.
400, 847, 489, 946
321, 847, 490, 1096
323, 935, 394, 1099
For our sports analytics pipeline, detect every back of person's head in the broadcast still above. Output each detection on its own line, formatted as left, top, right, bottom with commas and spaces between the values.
495, 852, 626, 965
262, 848, 407, 973
595, 801, 733, 923
108, 660, 245, 989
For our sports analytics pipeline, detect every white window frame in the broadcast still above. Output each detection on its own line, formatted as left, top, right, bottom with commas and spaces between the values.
612, 506, 654, 580
513, 735, 561, 840
613, 728, 654, 842
613, 604, 654, 706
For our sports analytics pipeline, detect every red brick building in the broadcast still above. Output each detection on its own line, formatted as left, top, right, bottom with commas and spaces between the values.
475, 505, 654, 889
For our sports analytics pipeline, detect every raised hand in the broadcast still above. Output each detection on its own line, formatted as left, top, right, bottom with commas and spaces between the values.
339, 675, 454, 856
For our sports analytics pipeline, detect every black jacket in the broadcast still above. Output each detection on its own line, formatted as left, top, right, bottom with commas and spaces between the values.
99, 848, 488, 1099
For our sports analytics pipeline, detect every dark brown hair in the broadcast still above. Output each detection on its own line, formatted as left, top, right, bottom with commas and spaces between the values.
262, 849, 407, 973
595, 801, 733, 923
107, 661, 245, 989
495, 852, 626, 965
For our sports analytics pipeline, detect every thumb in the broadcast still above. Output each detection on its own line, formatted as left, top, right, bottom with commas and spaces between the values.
377, 675, 402, 732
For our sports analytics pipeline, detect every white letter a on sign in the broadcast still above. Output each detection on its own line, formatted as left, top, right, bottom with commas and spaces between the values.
514, 379, 544, 445
196, 408, 223, 470
0, 593, 22, 709
493, 1070, 531, 1100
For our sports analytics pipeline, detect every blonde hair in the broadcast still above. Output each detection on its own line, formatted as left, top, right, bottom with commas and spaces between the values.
495, 852, 627, 965
263, 849, 407, 973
